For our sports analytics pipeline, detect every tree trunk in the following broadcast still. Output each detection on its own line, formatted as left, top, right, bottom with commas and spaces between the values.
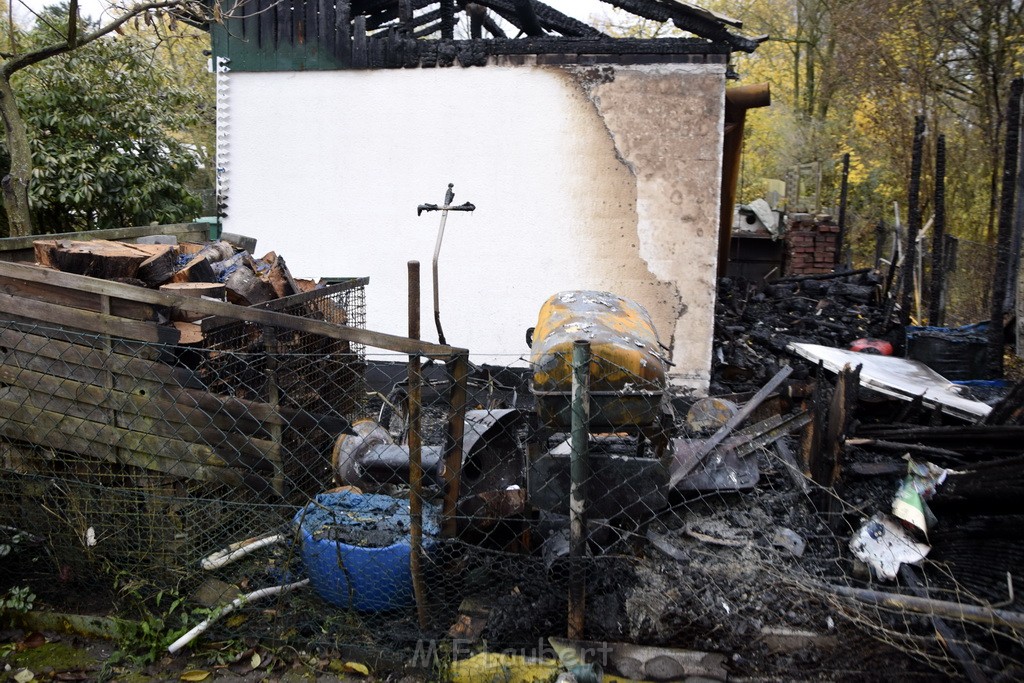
0, 71, 33, 237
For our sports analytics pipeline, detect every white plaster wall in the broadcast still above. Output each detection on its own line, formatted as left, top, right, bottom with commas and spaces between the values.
222, 63, 724, 391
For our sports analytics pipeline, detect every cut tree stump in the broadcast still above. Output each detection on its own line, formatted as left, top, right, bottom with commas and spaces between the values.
266, 256, 300, 299
137, 245, 178, 287
33, 240, 173, 281
225, 265, 276, 306
171, 254, 217, 284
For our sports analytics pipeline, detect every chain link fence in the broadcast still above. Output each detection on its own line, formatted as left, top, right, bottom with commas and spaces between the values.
943, 237, 998, 327
0, 292, 1021, 679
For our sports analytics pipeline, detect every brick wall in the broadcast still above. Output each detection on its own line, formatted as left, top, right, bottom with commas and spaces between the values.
784, 215, 839, 275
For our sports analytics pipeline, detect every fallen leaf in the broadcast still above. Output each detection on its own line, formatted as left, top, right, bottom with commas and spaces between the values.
54, 673, 90, 682
21, 633, 46, 649
55, 674, 86, 682
224, 614, 247, 628
13, 669, 34, 683
250, 652, 261, 669
343, 661, 370, 676
180, 670, 210, 681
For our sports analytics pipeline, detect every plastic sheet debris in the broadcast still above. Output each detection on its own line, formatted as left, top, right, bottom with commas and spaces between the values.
892, 458, 950, 535
849, 513, 929, 581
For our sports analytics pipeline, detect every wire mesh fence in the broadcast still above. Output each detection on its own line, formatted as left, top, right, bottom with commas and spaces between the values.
0, 303, 1021, 679
943, 237, 998, 327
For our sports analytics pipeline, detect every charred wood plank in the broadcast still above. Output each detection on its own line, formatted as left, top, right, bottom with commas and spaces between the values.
0, 260, 461, 357
774, 267, 871, 284
845, 438, 966, 465
336, 0, 351, 66
982, 379, 1024, 425
800, 362, 825, 484
853, 424, 1024, 455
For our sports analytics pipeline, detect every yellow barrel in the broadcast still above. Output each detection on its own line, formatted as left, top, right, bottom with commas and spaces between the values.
529, 291, 668, 428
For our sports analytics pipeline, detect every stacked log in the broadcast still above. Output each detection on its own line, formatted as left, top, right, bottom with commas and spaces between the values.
33, 237, 319, 345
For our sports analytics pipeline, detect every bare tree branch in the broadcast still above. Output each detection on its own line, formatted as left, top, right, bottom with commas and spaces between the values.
2, 0, 192, 76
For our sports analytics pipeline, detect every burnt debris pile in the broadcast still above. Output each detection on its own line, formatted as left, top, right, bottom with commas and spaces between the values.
712, 269, 891, 395
699, 268, 1024, 680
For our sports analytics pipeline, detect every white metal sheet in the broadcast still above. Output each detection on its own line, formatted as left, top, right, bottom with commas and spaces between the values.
788, 342, 992, 420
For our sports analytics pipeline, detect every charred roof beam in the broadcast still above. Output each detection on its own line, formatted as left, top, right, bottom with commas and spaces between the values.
604, 0, 765, 52
472, 0, 604, 38
465, 3, 507, 39
512, 0, 545, 36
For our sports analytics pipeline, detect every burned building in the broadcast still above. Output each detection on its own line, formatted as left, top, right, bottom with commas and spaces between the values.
211, 0, 764, 393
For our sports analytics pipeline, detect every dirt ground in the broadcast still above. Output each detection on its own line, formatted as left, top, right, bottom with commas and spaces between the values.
0, 627, 399, 682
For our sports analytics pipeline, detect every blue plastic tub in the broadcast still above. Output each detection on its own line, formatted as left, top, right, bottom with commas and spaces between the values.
293, 491, 439, 612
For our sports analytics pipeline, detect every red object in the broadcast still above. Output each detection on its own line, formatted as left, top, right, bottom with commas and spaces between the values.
850, 338, 893, 356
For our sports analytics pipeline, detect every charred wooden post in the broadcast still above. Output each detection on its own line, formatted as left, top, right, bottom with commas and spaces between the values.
336, 1, 352, 68
820, 363, 859, 527
835, 153, 850, 267
902, 116, 926, 328
568, 339, 591, 641
874, 220, 885, 270
352, 15, 368, 68
929, 134, 947, 326
988, 77, 1024, 378
442, 352, 469, 538
881, 221, 902, 327
799, 363, 825, 482
440, 0, 454, 39
407, 260, 428, 630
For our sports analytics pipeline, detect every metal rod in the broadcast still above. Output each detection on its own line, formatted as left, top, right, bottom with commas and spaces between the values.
835, 153, 850, 266
432, 209, 448, 346
568, 340, 591, 640
407, 260, 428, 630
988, 77, 1023, 378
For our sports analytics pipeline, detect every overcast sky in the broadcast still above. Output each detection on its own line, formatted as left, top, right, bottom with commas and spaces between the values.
11, 0, 610, 31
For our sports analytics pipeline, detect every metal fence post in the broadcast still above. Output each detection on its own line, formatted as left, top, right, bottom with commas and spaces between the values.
568, 339, 591, 640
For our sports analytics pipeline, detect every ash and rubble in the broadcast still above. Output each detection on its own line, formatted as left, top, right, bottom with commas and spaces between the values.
463, 269, 1022, 681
